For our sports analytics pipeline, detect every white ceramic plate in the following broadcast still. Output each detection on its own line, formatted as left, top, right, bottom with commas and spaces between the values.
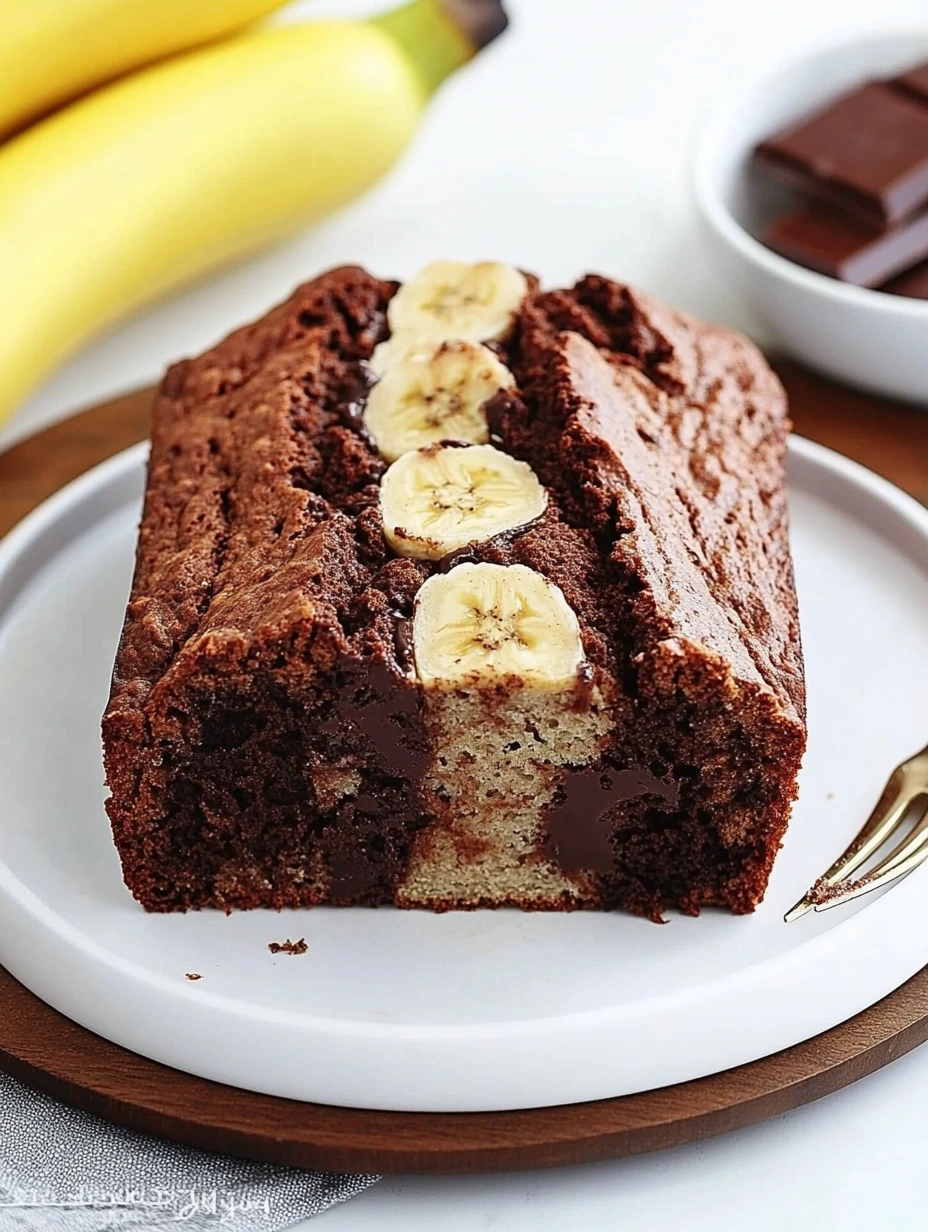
1, 439, 927, 1113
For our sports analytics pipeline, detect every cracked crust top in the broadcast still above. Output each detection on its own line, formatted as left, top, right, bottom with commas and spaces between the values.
106, 266, 803, 740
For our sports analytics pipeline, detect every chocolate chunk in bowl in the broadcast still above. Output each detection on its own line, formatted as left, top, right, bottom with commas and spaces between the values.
754, 82, 928, 229
763, 203, 928, 287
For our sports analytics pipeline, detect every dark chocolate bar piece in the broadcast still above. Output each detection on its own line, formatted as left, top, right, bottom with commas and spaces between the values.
881, 258, 928, 299
754, 83, 928, 229
763, 204, 928, 287
891, 60, 928, 106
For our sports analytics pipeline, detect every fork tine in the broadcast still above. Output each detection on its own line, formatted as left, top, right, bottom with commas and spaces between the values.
784, 766, 911, 922
813, 799, 928, 913
866, 795, 928, 876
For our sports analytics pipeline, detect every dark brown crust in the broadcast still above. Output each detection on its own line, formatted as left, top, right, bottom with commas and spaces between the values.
103, 265, 806, 919
503, 275, 804, 724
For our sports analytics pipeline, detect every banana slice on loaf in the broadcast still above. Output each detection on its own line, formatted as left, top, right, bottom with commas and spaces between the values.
370, 260, 527, 374
412, 562, 585, 690
380, 443, 546, 560
364, 339, 513, 460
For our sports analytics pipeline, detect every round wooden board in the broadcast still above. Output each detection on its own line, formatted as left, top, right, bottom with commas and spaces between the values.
1, 364, 927, 1175
1, 963, 928, 1174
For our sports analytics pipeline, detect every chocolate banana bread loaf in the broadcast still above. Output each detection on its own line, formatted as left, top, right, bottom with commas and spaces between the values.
103, 261, 806, 920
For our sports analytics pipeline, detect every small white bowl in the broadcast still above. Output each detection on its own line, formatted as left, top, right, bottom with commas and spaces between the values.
694, 32, 928, 406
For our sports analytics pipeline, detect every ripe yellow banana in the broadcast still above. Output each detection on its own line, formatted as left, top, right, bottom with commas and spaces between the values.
0, 0, 507, 430
0, 0, 290, 140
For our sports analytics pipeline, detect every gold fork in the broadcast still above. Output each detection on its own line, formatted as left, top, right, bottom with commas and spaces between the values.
785, 743, 928, 922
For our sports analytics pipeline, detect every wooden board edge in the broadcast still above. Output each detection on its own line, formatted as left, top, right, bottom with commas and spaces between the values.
1, 965, 927, 1174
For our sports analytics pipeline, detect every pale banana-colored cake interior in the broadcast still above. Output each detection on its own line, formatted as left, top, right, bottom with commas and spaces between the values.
399, 685, 612, 907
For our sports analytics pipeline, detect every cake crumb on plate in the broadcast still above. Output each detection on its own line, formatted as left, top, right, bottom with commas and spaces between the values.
269, 938, 308, 956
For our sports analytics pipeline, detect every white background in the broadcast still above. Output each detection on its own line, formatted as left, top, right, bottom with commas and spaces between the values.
5, 0, 928, 1227
7, 0, 928, 451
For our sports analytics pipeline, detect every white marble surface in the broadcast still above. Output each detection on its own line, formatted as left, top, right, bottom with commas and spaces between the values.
5, 0, 928, 1227
311, 1041, 928, 1230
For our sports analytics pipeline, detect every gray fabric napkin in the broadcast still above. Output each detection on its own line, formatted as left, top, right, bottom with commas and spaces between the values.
0, 1072, 378, 1230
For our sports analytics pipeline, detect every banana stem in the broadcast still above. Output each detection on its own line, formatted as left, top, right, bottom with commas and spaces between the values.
372, 0, 504, 96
